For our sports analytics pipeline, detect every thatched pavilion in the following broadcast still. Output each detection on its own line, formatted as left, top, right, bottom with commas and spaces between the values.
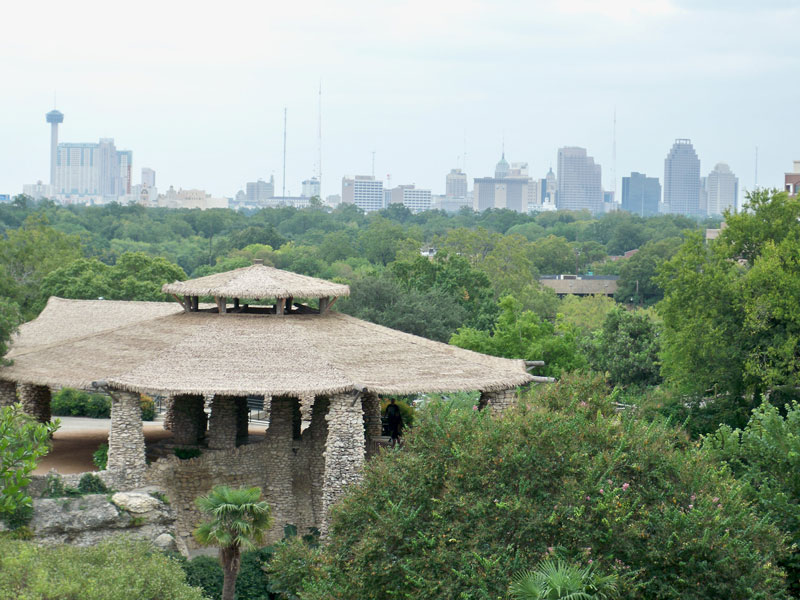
0, 262, 534, 546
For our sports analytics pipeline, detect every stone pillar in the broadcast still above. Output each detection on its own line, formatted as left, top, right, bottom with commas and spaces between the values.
207, 395, 238, 450
321, 392, 366, 536
362, 393, 382, 459
107, 390, 146, 488
0, 379, 17, 407
479, 388, 517, 415
236, 396, 249, 444
171, 394, 205, 446
264, 396, 296, 531
19, 383, 51, 423
162, 396, 175, 431
308, 396, 329, 527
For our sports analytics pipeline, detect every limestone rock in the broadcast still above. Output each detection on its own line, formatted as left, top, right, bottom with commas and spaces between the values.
111, 492, 161, 514
153, 532, 178, 552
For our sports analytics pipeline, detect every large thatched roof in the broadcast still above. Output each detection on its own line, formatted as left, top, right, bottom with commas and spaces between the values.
162, 264, 350, 299
1, 297, 532, 397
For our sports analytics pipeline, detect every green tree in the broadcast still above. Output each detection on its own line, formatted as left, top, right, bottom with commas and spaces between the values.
0, 298, 22, 364
0, 404, 58, 519
194, 485, 272, 600
530, 235, 575, 274
481, 234, 538, 298
558, 295, 618, 335
585, 308, 661, 387
614, 237, 682, 305
0, 214, 82, 317
450, 296, 585, 376
704, 401, 800, 595
358, 218, 406, 266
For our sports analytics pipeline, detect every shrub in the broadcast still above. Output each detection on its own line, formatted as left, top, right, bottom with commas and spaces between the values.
51, 388, 111, 418
42, 474, 81, 498
183, 554, 223, 599
269, 379, 790, 599
93, 443, 108, 470
179, 548, 277, 600
175, 447, 202, 460
77, 473, 111, 495
509, 559, 619, 600
704, 401, 800, 596
379, 397, 415, 429
0, 537, 206, 599
140, 395, 156, 421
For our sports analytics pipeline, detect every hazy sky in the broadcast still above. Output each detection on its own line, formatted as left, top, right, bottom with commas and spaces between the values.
2, 0, 798, 200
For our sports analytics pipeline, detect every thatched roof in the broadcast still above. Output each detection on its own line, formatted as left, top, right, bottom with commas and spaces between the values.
1, 297, 531, 397
162, 264, 350, 299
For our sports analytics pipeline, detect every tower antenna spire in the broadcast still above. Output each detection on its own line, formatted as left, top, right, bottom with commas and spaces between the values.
318, 80, 322, 198
282, 107, 287, 199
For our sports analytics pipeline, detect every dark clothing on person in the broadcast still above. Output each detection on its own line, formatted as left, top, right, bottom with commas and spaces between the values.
385, 402, 403, 440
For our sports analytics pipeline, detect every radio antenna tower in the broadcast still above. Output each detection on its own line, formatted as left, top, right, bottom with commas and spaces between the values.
318, 81, 323, 198
754, 146, 759, 189
282, 107, 287, 199
612, 107, 617, 199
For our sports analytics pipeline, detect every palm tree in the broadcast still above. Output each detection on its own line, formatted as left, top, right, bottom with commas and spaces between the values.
194, 485, 272, 600
509, 559, 619, 600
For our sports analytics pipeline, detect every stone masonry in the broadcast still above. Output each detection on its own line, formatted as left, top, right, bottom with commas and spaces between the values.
236, 396, 249, 443
321, 392, 366, 537
207, 395, 238, 450
263, 396, 296, 532
0, 379, 17, 407
171, 394, 206, 446
19, 383, 51, 423
479, 388, 517, 414
362, 393, 382, 459
107, 390, 147, 489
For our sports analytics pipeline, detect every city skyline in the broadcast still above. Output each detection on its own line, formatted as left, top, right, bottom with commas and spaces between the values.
1, 1, 798, 200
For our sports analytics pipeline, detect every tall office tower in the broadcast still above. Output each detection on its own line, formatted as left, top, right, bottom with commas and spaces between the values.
46, 109, 64, 186
446, 168, 468, 199
663, 139, 701, 216
473, 177, 530, 213
389, 184, 432, 213
494, 153, 510, 179
117, 150, 132, 196
302, 177, 321, 198
55, 138, 131, 202
341, 175, 384, 212
556, 147, 603, 213
544, 167, 557, 205
246, 177, 275, 203
705, 163, 738, 216
621, 172, 661, 217
786, 161, 800, 197
141, 167, 156, 189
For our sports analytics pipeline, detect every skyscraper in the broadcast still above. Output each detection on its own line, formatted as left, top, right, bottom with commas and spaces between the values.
302, 177, 321, 198
141, 168, 156, 189
445, 168, 468, 199
786, 161, 800, 197
663, 139, 701, 216
46, 109, 64, 186
341, 176, 384, 212
556, 147, 603, 213
54, 138, 131, 202
621, 172, 661, 217
389, 184, 432, 213
705, 163, 738, 216
246, 177, 274, 203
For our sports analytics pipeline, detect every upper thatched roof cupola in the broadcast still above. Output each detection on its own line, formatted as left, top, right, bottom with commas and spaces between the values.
162, 260, 350, 315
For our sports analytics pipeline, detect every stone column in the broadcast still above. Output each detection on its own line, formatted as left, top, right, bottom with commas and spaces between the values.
0, 379, 17, 407
162, 396, 175, 431
362, 393, 382, 459
321, 392, 366, 536
236, 396, 250, 444
207, 395, 238, 450
308, 396, 329, 527
107, 390, 146, 488
19, 383, 51, 423
171, 394, 205, 446
479, 388, 517, 415
264, 396, 296, 531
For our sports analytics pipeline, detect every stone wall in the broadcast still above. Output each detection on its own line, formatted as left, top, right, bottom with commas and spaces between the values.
19, 383, 51, 423
0, 379, 17, 407
480, 388, 517, 414
362, 393, 382, 459
207, 395, 238, 450
3, 491, 180, 553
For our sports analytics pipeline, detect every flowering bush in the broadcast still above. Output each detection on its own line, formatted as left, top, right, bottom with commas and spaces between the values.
268, 376, 789, 599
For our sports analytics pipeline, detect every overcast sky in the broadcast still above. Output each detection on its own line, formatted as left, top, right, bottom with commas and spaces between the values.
2, 0, 798, 200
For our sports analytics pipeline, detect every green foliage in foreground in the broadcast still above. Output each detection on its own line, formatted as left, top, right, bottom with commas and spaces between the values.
0, 297, 22, 364
0, 404, 58, 520
704, 401, 800, 596
268, 374, 789, 600
0, 537, 207, 600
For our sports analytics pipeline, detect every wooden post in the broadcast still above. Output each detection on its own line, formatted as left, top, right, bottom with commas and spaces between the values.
233, 298, 240, 309
276, 298, 285, 316
319, 296, 330, 314
192, 296, 199, 311
220, 296, 227, 314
